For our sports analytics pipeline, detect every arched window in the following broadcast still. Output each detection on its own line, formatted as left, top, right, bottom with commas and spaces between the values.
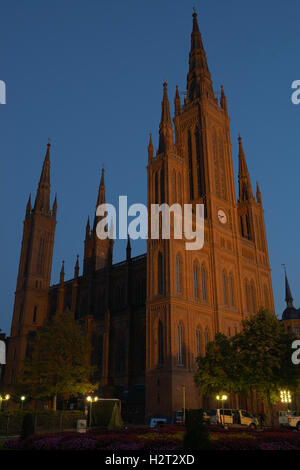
229, 273, 235, 307
264, 285, 269, 309
201, 264, 207, 301
222, 270, 228, 306
204, 328, 209, 351
196, 326, 201, 357
244, 280, 250, 312
173, 170, 177, 203
158, 321, 164, 365
33, 306, 37, 323
160, 167, 165, 204
158, 252, 163, 295
177, 322, 184, 365
188, 130, 194, 200
177, 173, 182, 205
155, 172, 158, 204
250, 281, 256, 314
176, 254, 182, 294
193, 261, 199, 299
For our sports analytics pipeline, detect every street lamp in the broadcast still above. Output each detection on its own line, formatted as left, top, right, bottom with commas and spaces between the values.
280, 390, 292, 411
86, 396, 98, 428
0, 394, 10, 411
20, 396, 26, 409
216, 394, 228, 427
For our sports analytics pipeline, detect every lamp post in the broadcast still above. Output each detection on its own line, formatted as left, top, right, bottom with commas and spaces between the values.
280, 390, 292, 411
0, 394, 10, 411
86, 395, 98, 428
216, 394, 228, 427
20, 396, 26, 410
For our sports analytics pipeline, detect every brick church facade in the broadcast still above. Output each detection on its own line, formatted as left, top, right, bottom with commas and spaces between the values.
3, 12, 274, 420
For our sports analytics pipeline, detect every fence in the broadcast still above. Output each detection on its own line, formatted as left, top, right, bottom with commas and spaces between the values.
0, 411, 86, 437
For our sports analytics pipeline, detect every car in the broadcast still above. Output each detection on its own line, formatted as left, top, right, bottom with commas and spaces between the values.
287, 411, 300, 430
208, 409, 258, 428
279, 410, 295, 427
149, 417, 168, 429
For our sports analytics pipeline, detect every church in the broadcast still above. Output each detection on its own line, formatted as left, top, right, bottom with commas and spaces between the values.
3, 12, 274, 421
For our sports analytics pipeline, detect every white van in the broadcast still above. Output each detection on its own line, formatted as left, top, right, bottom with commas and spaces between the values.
149, 417, 167, 428
209, 409, 258, 428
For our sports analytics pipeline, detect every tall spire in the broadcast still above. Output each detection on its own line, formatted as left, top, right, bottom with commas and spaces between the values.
174, 85, 181, 116
148, 133, 153, 160
158, 81, 174, 153
238, 135, 254, 203
34, 142, 51, 214
74, 254, 79, 278
126, 234, 131, 261
284, 267, 294, 308
93, 167, 106, 230
220, 85, 228, 114
60, 260, 65, 285
187, 10, 214, 102
25, 194, 31, 219
256, 182, 262, 204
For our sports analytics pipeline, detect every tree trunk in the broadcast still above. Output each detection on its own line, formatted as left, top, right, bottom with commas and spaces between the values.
53, 394, 57, 411
267, 391, 274, 426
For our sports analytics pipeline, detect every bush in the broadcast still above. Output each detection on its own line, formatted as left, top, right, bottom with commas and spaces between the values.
183, 409, 212, 450
20, 413, 35, 440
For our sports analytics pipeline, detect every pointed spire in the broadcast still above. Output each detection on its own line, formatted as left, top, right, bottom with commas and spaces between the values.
256, 182, 262, 205
85, 216, 90, 239
34, 142, 51, 214
148, 133, 153, 160
74, 254, 79, 278
93, 167, 106, 230
60, 260, 65, 284
187, 10, 214, 102
52, 193, 57, 218
220, 85, 228, 114
283, 266, 294, 308
126, 234, 131, 261
174, 85, 181, 116
158, 81, 174, 153
238, 135, 254, 203
25, 194, 31, 218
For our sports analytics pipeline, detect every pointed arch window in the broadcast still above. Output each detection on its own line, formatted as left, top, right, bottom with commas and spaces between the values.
173, 170, 177, 203
193, 261, 199, 299
196, 326, 201, 357
155, 172, 159, 204
201, 264, 207, 301
158, 252, 163, 295
250, 281, 256, 314
222, 270, 228, 306
160, 167, 165, 204
33, 306, 37, 323
204, 328, 209, 351
229, 273, 235, 307
176, 254, 182, 294
177, 322, 184, 365
158, 321, 164, 365
188, 130, 194, 200
245, 280, 250, 313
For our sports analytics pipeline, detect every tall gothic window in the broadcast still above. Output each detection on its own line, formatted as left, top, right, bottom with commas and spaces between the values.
195, 126, 205, 197
245, 280, 250, 312
176, 254, 182, 294
201, 264, 207, 301
188, 130, 194, 200
222, 270, 228, 306
177, 322, 184, 365
204, 328, 209, 350
250, 281, 256, 314
158, 252, 163, 295
196, 326, 201, 357
173, 170, 177, 203
155, 172, 158, 204
33, 306, 37, 323
193, 261, 199, 299
36, 237, 45, 275
158, 321, 164, 365
160, 167, 165, 204
229, 273, 235, 307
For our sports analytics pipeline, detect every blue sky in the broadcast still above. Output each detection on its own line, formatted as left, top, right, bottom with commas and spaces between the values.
0, 0, 299, 334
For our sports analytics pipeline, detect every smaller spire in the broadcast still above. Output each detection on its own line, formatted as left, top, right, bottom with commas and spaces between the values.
220, 85, 228, 114
60, 260, 65, 284
34, 142, 51, 213
238, 135, 254, 202
283, 265, 294, 308
25, 194, 31, 218
256, 182, 262, 204
126, 234, 131, 261
52, 193, 57, 217
85, 216, 90, 239
74, 254, 79, 278
174, 85, 181, 116
158, 81, 174, 153
148, 133, 153, 160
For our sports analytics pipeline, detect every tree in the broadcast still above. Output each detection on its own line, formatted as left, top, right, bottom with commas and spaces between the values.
18, 310, 95, 409
194, 309, 300, 425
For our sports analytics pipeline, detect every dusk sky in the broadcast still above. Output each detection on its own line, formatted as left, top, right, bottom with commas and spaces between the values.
1, 0, 300, 334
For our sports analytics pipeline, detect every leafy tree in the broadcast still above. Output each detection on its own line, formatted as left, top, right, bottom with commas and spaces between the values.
195, 309, 300, 425
18, 310, 95, 409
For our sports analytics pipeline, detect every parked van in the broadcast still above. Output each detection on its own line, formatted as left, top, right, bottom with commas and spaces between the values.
279, 410, 295, 427
149, 417, 168, 428
208, 409, 258, 428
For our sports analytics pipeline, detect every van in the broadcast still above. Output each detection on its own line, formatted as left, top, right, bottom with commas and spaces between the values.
208, 409, 258, 428
149, 417, 168, 428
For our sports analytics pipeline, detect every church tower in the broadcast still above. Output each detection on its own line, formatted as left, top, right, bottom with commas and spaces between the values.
145, 12, 274, 418
83, 167, 113, 275
5, 142, 57, 386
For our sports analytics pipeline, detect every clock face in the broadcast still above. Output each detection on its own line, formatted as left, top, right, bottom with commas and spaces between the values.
217, 209, 227, 224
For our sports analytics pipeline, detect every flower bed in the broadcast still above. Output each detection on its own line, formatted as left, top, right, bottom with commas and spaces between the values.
4, 425, 300, 451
